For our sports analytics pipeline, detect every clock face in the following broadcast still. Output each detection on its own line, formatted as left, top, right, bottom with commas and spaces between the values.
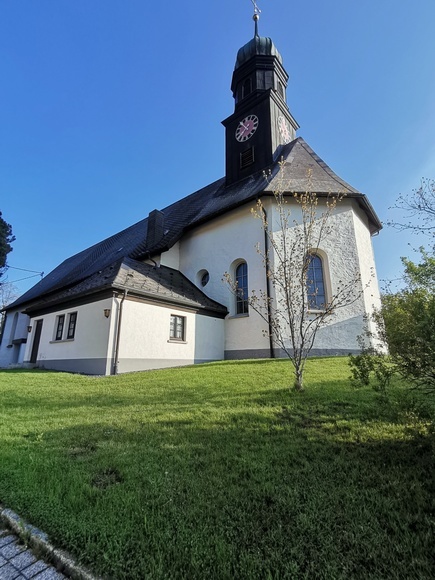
235, 115, 259, 142
278, 115, 291, 144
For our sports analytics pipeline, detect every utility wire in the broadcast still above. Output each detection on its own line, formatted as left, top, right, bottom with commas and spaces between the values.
7, 265, 44, 275
3, 274, 43, 284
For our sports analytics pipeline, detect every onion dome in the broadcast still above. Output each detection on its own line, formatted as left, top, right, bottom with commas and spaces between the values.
235, 36, 283, 69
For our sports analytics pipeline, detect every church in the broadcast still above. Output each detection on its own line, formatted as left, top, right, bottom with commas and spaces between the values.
0, 13, 382, 375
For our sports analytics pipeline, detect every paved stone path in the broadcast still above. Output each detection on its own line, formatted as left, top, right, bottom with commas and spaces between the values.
0, 524, 67, 580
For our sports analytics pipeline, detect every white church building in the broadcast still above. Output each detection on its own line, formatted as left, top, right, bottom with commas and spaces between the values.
0, 23, 382, 375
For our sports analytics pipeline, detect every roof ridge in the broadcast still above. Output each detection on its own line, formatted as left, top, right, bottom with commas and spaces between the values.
295, 137, 360, 194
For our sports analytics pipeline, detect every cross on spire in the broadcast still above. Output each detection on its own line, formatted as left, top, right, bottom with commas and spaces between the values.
250, 0, 261, 36
251, 0, 261, 17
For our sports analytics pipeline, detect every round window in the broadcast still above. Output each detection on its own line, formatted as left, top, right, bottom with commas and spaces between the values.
201, 271, 210, 287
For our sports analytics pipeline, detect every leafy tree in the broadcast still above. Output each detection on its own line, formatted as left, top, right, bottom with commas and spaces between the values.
0, 211, 15, 279
402, 248, 435, 292
381, 288, 434, 391
226, 162, 367, 391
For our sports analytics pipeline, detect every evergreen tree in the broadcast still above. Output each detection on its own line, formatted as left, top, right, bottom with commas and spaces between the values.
0, 211, 15, 278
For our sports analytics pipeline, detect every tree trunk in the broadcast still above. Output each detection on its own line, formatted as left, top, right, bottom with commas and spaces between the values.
293, 366, 304, 391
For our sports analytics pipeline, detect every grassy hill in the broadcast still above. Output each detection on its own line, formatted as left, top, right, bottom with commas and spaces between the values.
0, 358, 433, 579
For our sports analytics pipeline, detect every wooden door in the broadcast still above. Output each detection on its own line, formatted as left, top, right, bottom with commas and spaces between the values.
30, 320, 43, 363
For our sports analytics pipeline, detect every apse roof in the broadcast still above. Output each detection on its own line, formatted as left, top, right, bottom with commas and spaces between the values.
7, 137, 381, 312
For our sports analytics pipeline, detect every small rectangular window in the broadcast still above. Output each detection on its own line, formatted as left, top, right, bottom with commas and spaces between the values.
55, 315, 65, 341
170, 315, 185, 341
66, 312, 77, 339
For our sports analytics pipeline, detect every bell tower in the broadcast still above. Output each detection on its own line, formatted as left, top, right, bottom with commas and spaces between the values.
222, 5, 299, 185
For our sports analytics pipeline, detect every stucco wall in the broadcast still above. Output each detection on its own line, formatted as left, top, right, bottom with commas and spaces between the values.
0, 309, 30, 367
23, 297, 114, 375
175, 202, 271, 355
267, 199, 371, 352
352, 207, 383, 346
169, 195, 380, 358
116, 299, 224, 372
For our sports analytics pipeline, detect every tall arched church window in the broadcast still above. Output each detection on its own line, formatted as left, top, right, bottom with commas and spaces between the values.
236, 262, 249, 314
306, 254, 326, 309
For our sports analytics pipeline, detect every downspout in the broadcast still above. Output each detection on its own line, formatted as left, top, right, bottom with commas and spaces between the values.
261, 205, 275, 359
113, 290, 128, 375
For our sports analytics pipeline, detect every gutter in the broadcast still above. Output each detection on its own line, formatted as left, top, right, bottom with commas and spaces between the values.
261, 205, 275, 359
113, 289, 128, 375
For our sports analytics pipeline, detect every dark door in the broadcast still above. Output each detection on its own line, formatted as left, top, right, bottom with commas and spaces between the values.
30, 320, 43, 363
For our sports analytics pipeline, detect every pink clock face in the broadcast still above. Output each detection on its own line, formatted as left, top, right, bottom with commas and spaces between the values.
235, 115, 259, 142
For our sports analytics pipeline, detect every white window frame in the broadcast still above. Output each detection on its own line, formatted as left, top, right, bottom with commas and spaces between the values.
169, 314, 186, 342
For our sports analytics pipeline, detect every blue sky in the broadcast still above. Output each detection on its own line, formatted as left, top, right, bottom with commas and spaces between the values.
1, 0, 435, 296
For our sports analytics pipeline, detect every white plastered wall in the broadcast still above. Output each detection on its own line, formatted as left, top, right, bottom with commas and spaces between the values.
268, 197, 373, 352
170, 202, 271, 356
0, 309, 30, 367
352, 207, 383, 347
23, 297, 114, 374
116, 298, 224, 372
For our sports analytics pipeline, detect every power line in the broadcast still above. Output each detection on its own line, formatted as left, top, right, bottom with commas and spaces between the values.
2, 274, 43, 284
7, 265, 44, 275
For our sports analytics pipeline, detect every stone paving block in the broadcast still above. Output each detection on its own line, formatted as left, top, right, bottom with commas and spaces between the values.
0, 561, 21, 580
0, 554, 8, 567
10, 551, 36, 572
32, 567, 65, 580
0, 535, 15, 549
20, 561, 48, 580
0, 542, 25, 560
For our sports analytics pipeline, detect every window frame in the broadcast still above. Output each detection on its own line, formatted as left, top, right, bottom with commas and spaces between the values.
235, 261, 249, 315
306, 254, 327, 311
55, 314, 65, 341
169, 314, 186, 342
66, 312, 77, 340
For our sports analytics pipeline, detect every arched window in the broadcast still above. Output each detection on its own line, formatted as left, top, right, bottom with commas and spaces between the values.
235, 262, 249, 314
306, 254, 326, 309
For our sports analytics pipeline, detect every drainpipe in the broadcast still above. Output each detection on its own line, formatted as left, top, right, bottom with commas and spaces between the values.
261, 205, 275, 359
113, 290, 128, 375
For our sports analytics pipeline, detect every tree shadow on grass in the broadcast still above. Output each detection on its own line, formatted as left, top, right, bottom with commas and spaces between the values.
0, 400, 434, 580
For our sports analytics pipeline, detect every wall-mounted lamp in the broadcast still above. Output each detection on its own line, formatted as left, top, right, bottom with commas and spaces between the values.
27, 326, 32, 333
103, 309, 111, 318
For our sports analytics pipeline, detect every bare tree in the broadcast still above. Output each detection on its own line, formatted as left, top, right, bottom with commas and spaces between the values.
387, 178, 435, 241
0, 280, 19, 339
225, 162, 369, 391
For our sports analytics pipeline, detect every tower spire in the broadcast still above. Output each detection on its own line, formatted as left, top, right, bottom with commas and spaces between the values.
250, 0, 261, 37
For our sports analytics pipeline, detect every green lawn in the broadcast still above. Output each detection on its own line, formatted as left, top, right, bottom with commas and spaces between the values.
0, 358, 434, 579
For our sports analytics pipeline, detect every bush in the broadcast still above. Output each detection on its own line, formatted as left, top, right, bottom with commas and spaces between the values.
350, 250, 435, 393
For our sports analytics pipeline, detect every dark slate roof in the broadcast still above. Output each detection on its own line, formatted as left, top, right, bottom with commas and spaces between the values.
7, 137, 381, 312
24, 258, 228, 317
